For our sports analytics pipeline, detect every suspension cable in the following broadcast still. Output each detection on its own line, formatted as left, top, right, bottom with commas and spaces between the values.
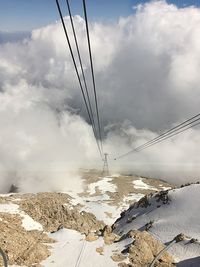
137, 119, 200, 152
82, 0, 103, 152
65, 0, 98, 139
149, 233, 184, 267
55, 0, 103, 159
114, 113, 200, 160
135, 113, 200, 152
0, 248, 8, 267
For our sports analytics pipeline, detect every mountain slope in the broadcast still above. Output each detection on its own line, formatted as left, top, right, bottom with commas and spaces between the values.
113, 184, 200, 265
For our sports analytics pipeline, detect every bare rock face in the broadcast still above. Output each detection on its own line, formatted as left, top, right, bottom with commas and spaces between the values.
85, 232, 99, 242
96, 246, 104, 255
111, 253, 127, 262
102, 225, 112, 235
136, 195, 151, 208
127, 230, 176, 267
19, 192, 105, 234
0, 213, 54, 266
102, 225, 120, 245
0, 192, 105, 266
118, 263, 133, 267
129, 238, 154, 263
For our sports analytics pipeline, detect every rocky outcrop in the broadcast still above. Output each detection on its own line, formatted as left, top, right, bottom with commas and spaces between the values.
19, 192, 105, 234
0, 212, 54, 266
118, 230, 176, 267
102, 225, 120, 245
0, 192, 105, 266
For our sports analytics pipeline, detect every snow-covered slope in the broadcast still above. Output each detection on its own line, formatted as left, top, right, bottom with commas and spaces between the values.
42, 229, 121, 267
113, 184, 200, 266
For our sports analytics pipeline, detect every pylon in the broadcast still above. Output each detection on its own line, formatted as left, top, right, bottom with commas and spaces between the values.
102, 153, 109, 176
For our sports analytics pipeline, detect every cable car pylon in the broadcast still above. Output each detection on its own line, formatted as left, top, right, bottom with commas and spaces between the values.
102, 153, 109, 176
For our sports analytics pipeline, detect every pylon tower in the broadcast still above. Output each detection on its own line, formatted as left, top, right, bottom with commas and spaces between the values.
102, 153, 109, 176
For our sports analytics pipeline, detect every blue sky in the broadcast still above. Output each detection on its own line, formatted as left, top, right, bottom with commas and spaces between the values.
0, 0, 200, 31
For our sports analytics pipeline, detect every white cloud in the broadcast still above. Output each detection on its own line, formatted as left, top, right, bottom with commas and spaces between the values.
0, 1, 200, 191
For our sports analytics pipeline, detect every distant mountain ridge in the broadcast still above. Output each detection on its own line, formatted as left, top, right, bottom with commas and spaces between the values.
0, 30, 30, 43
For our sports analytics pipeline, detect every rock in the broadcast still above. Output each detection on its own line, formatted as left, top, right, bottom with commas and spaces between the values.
111, 253, 127, 262
85, 232, 99, 242
19, 192, 105, 234
102, 225, 120, 244
118, 263, 132, 267
129, 239, 154, 264
0, 192, 105, 266
155, 190, 170, 204
136, 195, 151, 208
96, 247, 104, 255
0, 213, 54, 266
102, 225, 112, 236
104, 233, 117, 245
127, 230, 175, 267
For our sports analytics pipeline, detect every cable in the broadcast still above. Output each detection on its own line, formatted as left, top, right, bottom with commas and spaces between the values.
65, 0, 97, 138
82, 0, 103, 152
135, 113, 200, 152
137, 119, 200, 152
116, 119, 200, 159
149, 233, 184, 267
0, 248, 8, 267
114, 113, 200, 160
55, 0, 103, 159
75, 239, 86, 267
149, 240, 176, 267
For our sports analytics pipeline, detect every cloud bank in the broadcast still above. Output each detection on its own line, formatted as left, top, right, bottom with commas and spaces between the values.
0, 0, 200, 192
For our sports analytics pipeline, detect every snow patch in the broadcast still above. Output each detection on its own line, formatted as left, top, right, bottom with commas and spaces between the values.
88, 177, 117, 195
42, 229, 118, 267
133, 178, 157, 190
123, 193, 144, 205
0, 203, 19, 214
0, 202, 43, 231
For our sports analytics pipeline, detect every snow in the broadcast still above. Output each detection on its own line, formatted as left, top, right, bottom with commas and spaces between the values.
67, 176, 162, 224
42, 229, 118, 267
122, 193, 144, 205
161, 186, 171, 190
0, 193, 17, 197
133, 178, 158, 190
21, 213, 43, 231
0, 202, 43, 231
66, 176, 119, 224
68, 176, 144, 224
109, 173, 121, 177
88, 177, 117, 195
0, 203, 19, 214
42, 228, 136, 267
114, 184, 200, 265
72, 176, 145, 224
81, 196, 117, 223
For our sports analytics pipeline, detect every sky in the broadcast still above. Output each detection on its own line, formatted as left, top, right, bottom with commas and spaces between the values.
0, 0, 200, 31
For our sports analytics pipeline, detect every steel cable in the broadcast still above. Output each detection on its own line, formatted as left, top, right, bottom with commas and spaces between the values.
137, 119, 200, 152
149, 233, 185, 267
55, 0, 103, 159
114, 113, 200, 160
0, 248, 8, 267
82, 0, 103, 152
135, 113, 200, 152
65, 0, 97, 139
